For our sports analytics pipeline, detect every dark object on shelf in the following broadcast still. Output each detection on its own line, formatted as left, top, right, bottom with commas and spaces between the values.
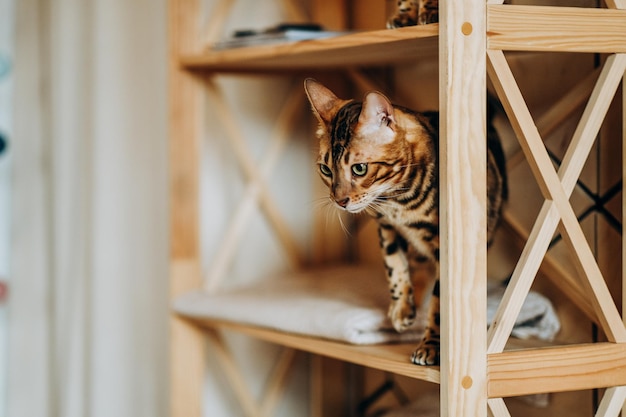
213, 23, 346, 50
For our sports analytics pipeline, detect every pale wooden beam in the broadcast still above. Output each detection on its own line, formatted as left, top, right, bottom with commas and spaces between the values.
595, 386, 626, 417
206, 329, 262, 417
605, 0, 626, 10
506, 67, 599, 172
204, 83, 305, 291
260, 349, 297, 417
169, 0, 205, 416
487, 398, 511, 417
488, 5, 626, 53
488, 343, 626, 398
203, 0, 236, 46
439, 0, 487, 416
500, 211, 597, 323
486, 51, 626, 353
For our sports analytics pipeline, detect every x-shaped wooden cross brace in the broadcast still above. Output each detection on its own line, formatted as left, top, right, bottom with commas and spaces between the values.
486, 50, 626, 354
486, 50, 626, 417
203, 79, 305, 291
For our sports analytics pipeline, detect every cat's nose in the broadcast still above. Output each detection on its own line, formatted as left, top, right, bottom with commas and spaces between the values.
336, 197, 350, 208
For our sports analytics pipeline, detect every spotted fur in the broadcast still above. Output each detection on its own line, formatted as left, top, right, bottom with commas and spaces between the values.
304, 79, 507, 366
387, 0, 438, 28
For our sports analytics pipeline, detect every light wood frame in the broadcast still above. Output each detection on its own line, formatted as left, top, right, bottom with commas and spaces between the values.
168, 1, 626, 416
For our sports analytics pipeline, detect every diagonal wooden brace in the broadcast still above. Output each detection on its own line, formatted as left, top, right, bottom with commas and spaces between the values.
203, 80, 304, 290
595, 386, 626, 417
486, 50, 626, 352
487, 398, 511, 417
207, 328, 298, 417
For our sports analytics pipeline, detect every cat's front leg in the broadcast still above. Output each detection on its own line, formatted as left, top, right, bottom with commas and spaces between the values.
378, 224, 415, 332
417, 0, 438, 24
386, 0, 419, 28
411, 279, 440, 365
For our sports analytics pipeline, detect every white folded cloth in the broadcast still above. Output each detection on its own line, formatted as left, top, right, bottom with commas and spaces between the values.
173, 264, 560, 345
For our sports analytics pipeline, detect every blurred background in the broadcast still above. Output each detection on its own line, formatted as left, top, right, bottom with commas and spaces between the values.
4, 0, 623, 416
6, 0, 169, 416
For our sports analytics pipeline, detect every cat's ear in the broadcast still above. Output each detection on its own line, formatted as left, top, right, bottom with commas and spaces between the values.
358, 91, 396, 133
304, 79, 344, 125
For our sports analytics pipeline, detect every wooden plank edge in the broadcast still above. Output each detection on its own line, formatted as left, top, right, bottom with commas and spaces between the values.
488, 342, 626, 398
178, 26, 439, 71
488, 4, 626, 53
179, 315, 441, 384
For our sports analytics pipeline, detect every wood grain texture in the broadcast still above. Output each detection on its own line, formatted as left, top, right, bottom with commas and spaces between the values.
439, 0, 488, 416
206, 329, 262, 417
169, 0, 202, 259
606, 0, 626, 9
486, 51, 626, 352
488, 343, 626, 398
487, 398, 511, 417
204, 84, 305, 291
168, 2, 626, 414
202, 0, 236, 45
170, 261, 205, 417
182, 26, 439, 72
597, 386, 626, 417
501, 211, 598, 325
188, 318, 442, 384
488, 5, 626, 53
169, 1, 205, 416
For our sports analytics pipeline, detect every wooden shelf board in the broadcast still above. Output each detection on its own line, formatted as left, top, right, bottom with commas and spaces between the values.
179, 25, 439, 72
488, 342, 626, 398
185, 315, 626, 397
177, 4, 626, 74
188, 316, 441, 384
488, 4, 626, 53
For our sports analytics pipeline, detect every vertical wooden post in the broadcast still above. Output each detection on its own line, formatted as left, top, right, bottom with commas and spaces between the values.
169, 0, 205, 416
439, 0, 487, 416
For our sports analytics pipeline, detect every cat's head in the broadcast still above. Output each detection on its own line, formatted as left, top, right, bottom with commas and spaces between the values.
304, 79, 413, 214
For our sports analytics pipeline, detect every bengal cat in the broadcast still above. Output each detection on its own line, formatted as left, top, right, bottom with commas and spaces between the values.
387, 0, 438, 28
304, 79, 507, 365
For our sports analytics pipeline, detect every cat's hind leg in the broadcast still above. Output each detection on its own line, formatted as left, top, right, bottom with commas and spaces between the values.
379, 224, 415, 332
411, 279, 440, 365
407, 248, 437, 309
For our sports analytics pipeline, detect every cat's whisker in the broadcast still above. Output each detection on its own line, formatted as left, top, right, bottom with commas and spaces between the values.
311, 196, 333, 210
335, 211, 352, 237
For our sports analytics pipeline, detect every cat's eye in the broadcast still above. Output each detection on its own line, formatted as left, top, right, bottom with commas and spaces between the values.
351, 163, 368, 176
319, 164, 332, 177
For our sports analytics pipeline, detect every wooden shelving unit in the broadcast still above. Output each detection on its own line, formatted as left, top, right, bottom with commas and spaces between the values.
169, 1, 626, 416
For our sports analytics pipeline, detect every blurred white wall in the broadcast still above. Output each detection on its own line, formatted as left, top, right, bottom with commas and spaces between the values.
11, 0, 168, 416
0, 0, 14, 415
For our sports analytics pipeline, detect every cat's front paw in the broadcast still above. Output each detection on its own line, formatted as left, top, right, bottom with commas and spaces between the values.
387, 14, 418, 29
417, 9, 438, 25
417, 0, 439, 24
411, 338, 440, 365
411, 327, 440, 365
388, 299, 416, 332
